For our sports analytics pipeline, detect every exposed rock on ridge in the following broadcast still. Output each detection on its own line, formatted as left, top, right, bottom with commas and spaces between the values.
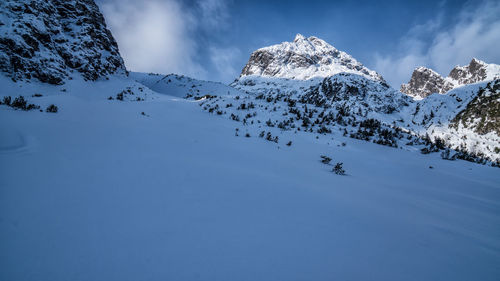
0, 0, 127, 85
401, 58, 500, 98
400, 67, 454, 99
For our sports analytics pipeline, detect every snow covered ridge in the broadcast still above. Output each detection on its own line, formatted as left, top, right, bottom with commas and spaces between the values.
175, 69, 497, 165
130, 72, 242, 99
233, 72, 411, 120
404, 80, 500, 162
238, 34, 384, 82
0, 0, 126, 85
401, 58, 500, 98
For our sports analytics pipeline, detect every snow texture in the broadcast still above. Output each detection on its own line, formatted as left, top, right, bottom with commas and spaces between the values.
1, 75, 500, 281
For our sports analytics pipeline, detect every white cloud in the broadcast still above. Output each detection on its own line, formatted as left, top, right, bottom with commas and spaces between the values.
209, 46, 241, 82
198, 0, 230, 30
374, 0, 500, 88
99, 0, 239, 82
101, 0, 206, 78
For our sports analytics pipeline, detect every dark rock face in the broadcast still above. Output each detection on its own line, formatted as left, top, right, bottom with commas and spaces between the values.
448, 58, 487, 85
400, 67, 454, 99
0, 0, 127, 85
451, 79, 500, 135
241, 50, 276, 77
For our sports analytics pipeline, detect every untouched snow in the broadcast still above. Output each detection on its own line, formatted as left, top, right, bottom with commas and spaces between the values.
1, 76, 500, 281
130, 72, 242, 98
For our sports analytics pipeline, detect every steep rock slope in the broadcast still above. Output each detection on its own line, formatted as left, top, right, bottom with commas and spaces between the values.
449, 58, 500, 85
401, 59, 500, 98
0, 0, 126, 85
400, 67, 454, 99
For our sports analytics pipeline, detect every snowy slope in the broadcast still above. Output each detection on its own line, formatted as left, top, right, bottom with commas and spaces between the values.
1, 76, 500, 281
1, 5, 499, 280
130, 72, 243, 98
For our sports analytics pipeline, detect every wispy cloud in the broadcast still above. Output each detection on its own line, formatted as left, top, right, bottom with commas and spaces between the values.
198, 0, 230, 30
100, 0, 238, 81
101, 0, 205, 77
374, 0, 500, 88
209, 46, 241, 82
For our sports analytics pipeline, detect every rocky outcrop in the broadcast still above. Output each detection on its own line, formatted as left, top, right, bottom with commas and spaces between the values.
401, 58, 500, 99
451, 79, 500, 135
448, 58, 494, 85
239, 34, 384, 82
400, 67, 454, 99
0, 0, 127, 85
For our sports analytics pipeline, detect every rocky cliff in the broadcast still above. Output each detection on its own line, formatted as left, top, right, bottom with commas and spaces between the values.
0, 0, 127, 85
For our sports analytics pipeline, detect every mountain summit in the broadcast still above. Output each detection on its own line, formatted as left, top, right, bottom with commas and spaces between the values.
239, 34, 384, 82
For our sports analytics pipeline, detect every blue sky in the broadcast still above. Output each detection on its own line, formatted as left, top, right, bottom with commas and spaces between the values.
97, 0, 500, 87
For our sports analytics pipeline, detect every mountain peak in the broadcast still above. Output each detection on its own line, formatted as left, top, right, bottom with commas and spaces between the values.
448, 58, 500, 85
400, 67, 453, 99
238, 34, 384, 81
294, 33, 306, 42
470, 57, 485, 66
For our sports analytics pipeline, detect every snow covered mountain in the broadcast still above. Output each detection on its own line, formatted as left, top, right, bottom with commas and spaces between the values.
401, 58, 500, 99
0, 0, 126, 85
220, 35, 500, 163
396, 59, 500, 161
239, 34, 384, 81
232, 34, 409, 117
403, 80, 500, 161
1, 6, 500, 280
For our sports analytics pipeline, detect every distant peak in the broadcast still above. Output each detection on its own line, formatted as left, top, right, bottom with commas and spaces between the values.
469, 57, 486, 66
415, 66, 434, 71
294, 33, 306, 42
401, 58, 500, 98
